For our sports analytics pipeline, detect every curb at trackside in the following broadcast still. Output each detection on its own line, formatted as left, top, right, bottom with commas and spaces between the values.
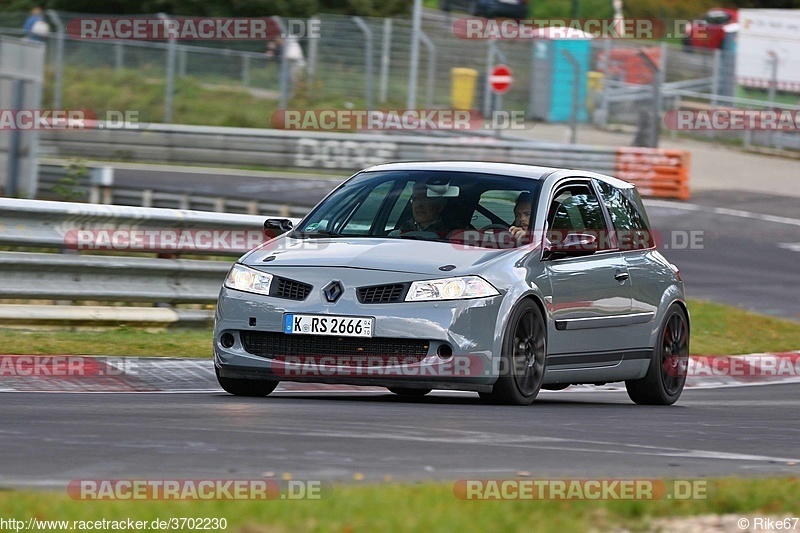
0, 353, 798, 393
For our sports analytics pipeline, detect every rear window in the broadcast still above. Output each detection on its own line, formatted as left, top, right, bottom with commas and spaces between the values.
596, 180, 654, 250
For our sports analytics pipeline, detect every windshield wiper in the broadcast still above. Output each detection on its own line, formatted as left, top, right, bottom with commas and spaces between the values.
394, 233, 448, 242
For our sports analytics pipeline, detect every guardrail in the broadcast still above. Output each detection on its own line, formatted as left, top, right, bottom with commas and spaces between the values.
0, 197, 296, 327
604, 78, 715, 105
37, 163, 310, 216
39, 124, 692, 200
0, 251, 229, 303
0, 196, 271, 253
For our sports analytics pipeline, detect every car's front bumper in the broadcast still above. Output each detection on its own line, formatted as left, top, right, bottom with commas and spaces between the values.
213, 268, 505, 392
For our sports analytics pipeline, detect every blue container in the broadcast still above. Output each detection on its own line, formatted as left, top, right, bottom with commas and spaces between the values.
529, 36, 592, 123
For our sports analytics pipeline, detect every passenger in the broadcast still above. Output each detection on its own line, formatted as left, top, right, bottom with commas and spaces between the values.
509, 191, 532, 240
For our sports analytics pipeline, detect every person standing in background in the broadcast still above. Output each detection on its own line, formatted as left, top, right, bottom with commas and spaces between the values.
283, 35, 306, 83
265, 37, 283, 63
23, 6, 50, 42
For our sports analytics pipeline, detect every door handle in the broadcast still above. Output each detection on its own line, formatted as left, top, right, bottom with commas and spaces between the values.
614, 271, 630, 282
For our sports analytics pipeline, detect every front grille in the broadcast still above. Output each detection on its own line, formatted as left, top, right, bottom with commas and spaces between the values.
357, 283, 407, 303
240, 331, 429, 365
273, 277, 312, 301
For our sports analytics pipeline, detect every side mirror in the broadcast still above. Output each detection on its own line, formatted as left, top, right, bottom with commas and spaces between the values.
264, 218, 294, 237
545, 232, 598, 259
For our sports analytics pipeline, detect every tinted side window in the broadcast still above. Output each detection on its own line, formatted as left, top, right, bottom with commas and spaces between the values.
596, 180, 654, 250
547, 183, 612, 250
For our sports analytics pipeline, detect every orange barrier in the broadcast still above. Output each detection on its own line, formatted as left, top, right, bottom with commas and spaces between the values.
615, 148, 691, 200
604, 47, 662, 85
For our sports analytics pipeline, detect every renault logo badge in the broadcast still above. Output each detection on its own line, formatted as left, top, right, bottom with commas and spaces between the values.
323, 281, 343, 303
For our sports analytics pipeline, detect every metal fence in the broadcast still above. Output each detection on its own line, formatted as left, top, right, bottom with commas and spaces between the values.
2, 10, 799, 153
590, 37, 800, 150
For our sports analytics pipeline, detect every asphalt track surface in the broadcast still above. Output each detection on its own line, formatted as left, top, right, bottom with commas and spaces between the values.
648, 190, 800, 320
1, 384, 799, 487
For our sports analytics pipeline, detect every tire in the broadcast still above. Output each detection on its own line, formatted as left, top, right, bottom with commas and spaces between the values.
388, 387, 432, 397
216, 367, 278, 397
479, 299, 547, 405
625, 304, 689, 405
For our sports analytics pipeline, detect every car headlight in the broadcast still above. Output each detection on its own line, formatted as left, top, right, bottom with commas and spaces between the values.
405, 276, 499, 302
224, 264, 273, 296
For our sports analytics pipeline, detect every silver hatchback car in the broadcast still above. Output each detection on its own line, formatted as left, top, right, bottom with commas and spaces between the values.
214, 162, 689, 405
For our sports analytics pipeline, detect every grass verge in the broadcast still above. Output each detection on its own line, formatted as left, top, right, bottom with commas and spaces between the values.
48, 65, 407, 128
688, 300, 800, 355
0, 299, 798, 357
1, 478, 798, 532
0, 327, 211, 358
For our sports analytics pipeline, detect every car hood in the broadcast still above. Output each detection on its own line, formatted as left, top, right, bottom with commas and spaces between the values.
242, 236, 518, 276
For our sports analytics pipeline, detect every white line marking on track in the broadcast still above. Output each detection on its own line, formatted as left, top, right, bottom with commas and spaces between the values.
778, 242, 800, 252
645, 199, 800, 227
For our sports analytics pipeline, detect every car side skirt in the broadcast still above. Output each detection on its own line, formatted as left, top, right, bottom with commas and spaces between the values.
555, 312, 655, 331
543, 349, 652, 384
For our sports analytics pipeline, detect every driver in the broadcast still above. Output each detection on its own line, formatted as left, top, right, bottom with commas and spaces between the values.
394, 182, 450, 233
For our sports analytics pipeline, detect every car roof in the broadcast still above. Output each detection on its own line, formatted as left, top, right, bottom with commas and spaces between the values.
359, 161, 635, 190
361, 161, 557, 180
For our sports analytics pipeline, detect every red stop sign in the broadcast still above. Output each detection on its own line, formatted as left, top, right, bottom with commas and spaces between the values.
489, 64, 513, 94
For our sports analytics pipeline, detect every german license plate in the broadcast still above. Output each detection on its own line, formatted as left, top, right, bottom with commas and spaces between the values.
284, 314, 374, 338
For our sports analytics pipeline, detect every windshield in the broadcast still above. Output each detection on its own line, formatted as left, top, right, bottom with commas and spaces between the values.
292, 170, 542, 248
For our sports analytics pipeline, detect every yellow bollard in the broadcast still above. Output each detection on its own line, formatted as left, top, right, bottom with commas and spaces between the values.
451, 68, 479, 110
587, 71, 604, 114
